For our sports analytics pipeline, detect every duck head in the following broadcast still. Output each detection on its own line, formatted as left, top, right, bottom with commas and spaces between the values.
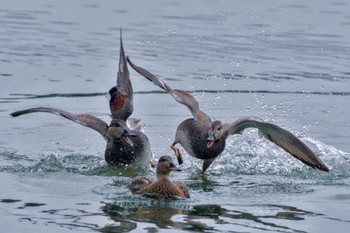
206, 120, 224, 148
156, 155, 181, 177
108, 119, 136, 146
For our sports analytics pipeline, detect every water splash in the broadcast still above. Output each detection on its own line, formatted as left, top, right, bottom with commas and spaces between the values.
198, 134, 350, 178
0, 151, 150, 177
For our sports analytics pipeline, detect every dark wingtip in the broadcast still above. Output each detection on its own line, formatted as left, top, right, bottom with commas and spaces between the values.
119, 28, 124, 53
305, 160, 329, 172
308, 162, 329, 172
120, 28, 123, 44
119, 28, 126, 63
126, 56, 132, 66
318, 164, 330, 172
10, 111, 21, 117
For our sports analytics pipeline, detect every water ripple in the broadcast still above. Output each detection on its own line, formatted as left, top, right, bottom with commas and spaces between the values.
2, 89, 349, 101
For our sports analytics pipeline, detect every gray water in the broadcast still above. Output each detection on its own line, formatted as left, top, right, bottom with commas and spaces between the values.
1, 0, 350, 232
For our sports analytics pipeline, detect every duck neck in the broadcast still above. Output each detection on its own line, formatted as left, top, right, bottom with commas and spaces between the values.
156, 172, 171, 180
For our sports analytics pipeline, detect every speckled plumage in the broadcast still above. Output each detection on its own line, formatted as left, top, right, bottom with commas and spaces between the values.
105, 128, 151, 165
134, 176, 188, 197
128, 156, 190, 199
175, 119, 225, 160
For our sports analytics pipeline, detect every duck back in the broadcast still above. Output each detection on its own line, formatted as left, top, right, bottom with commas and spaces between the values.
134, 177, 188, 198
105, 131, 151, 165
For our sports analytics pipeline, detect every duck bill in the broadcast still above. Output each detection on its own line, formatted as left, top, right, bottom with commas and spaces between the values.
169, 162, 181, 172
122, 129, 136, 147
206, 134, 216, 148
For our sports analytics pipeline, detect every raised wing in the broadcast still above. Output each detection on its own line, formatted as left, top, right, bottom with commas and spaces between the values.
108, 29, 133, 121
127, 57, 211, 123
225, 117, 329, 172
10, 107, 109, 140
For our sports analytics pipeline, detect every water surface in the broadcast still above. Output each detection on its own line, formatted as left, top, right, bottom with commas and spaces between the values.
1, 0, 350, 232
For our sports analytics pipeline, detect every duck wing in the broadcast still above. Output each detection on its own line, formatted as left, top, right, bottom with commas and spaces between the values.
10, 107, 109, 140
127, 57, 211, 123
108, 29, 133, 121
128, 176, 154, 194
174, 181, 190, 198
224, 117, 329, 172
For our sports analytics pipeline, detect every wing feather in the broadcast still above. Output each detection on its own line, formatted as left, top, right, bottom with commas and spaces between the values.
108, 29, 133, 120
225, 117, 329, 172
10, 107, 109, 139
127, 57, 210, 123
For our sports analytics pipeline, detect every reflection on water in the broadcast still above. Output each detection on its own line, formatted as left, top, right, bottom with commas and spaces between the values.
101, 202, 322, 232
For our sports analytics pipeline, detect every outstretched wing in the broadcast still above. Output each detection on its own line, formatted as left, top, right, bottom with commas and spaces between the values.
127, 57, 211, 123
108, 29, 133, 121
10, 107, 109, 140
225, 117, 329, 172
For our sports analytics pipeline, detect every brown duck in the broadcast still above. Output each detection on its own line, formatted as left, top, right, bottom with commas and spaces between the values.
128, 155, 190, 199
127, 58, 329, 174
10, 30, 151, 166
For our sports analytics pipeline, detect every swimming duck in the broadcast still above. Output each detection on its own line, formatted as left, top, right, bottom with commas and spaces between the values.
127, 58, 329, 174
128, 155, 190, 199
10, 30, 151, 166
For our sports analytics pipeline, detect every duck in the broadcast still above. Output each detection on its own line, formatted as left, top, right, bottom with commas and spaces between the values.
126, 57, 329, 174
10, 30, 151, 166
128, 155, 190, 199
